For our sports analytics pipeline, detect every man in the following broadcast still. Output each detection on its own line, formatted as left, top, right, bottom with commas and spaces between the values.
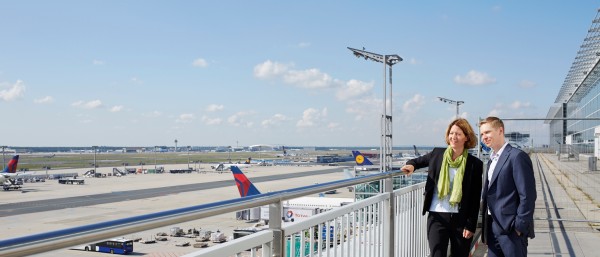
479, 117, 536, 257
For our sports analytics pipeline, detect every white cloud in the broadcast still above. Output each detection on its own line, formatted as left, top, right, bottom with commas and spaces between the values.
402, 94, 426, 113
518, 80, 536, 88
492, 5, 502, 12
485, 101, 532, 118
0, 80, 26, 101
488, 109, 502, 117
297, 108, 327, 128
202, 115, 222, 125
327, 122, 340, 130
336, 79, 374, 101
262, 113, 290, 128
131, 77, 143, 84
192, 58, 208, 68
345, 96, 382, 121
72, 99, 103, 109
283, 68, 339, 89
142, 111, 162, 118
409, 58, 421, 65
254, 60, 290, 79
110, 105, 124, 112
228, 111, 255, 127
510, 101, 532, 110
93, 59, 105, 65
176, 113, 195, 123
34, 96, 54, 104
298, 42, 311, 48
206, 104, 224, 112
454, 70, 496, 86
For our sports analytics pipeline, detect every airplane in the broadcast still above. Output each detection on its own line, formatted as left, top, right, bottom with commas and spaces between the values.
0, 155, 23, 185
351, 150, 374, 166
351, 150, 406, 170
231, 166, 261, 197
413, 145, 422, 157
230, 166, 353, 222
211, 157, 253, 171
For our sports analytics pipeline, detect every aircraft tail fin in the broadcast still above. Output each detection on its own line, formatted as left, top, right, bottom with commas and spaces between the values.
413, 145, 421, 157
480, 141, 491, 152
231, 166, 261, 197
1, 155, 19, 173
352, 151, 374, 166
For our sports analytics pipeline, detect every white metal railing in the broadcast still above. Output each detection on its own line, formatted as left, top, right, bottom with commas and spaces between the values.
0, 171, 426, 257
184, 182, 427, 257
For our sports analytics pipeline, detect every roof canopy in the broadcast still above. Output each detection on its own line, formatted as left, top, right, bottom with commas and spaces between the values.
555, 9, 600, 104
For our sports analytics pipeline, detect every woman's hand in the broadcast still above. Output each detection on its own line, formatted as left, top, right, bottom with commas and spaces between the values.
400, 165, 414, 175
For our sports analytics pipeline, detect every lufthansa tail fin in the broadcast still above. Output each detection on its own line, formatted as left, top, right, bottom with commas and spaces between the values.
351, 151, 374, 166
231, 166, 261, 197
1, 155, 19, 173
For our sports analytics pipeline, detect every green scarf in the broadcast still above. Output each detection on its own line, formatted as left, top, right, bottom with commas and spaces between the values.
437, 146, 468, 206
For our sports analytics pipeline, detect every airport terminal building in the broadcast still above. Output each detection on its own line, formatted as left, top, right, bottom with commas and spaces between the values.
548, 9, 600, 156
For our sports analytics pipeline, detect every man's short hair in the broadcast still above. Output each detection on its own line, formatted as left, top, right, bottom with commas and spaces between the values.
479, 116, 504, 129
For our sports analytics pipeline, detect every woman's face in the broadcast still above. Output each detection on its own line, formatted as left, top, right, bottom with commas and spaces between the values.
448, 125, 467, 150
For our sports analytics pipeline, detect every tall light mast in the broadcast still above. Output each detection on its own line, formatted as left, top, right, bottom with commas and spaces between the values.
437, 96, 464, 119
348, 47, 402, 173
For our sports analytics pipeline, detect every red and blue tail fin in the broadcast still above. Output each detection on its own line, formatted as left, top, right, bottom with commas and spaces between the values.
352, 151, 374, 166
231, 166, 261, 197
2, 155, 19, 173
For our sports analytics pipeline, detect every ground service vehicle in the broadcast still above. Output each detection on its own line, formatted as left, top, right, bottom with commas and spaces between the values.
84, 238, 133, 254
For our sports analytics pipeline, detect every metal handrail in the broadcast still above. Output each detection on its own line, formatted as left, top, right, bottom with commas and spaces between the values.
0, 169, 407, 257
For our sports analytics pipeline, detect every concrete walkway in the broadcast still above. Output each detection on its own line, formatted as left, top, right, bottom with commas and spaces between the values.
473, 153, 600, 257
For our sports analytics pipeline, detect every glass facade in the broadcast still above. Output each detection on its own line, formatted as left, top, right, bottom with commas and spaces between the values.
550, 84, 600, 154
548, 10, 600, 154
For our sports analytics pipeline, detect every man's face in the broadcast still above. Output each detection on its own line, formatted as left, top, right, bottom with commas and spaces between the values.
480, 123, 504, 151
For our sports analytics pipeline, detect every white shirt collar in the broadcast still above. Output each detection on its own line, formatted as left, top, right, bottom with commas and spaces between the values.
491, 142, 508, 161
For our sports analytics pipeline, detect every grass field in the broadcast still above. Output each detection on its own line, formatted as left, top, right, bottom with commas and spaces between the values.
3, 150, 351, 171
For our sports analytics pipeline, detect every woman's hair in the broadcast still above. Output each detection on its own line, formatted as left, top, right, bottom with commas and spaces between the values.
445, 118, 477, 149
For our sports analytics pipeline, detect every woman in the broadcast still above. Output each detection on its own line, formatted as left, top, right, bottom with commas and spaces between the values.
401, 118, 483, 257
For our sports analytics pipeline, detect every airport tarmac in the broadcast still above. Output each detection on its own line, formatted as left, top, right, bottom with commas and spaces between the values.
0, 163, 354, 256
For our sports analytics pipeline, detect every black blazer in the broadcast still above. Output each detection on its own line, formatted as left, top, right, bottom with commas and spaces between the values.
406, 147, 483, 232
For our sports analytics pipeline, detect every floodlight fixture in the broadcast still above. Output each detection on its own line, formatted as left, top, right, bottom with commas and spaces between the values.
347, 47, 402, 66
437, 97, 464, 119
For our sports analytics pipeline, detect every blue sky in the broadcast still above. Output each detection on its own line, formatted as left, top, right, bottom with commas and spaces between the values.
1, 1, 598, 147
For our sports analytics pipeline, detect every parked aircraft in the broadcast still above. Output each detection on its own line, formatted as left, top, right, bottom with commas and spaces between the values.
211, 158, 253, 171
351, 151, 374, 166
229, 166, 353, 222
351, 150, 406, 170
1, 155, 24, 185
0, 155, 28, 190
231, 166, 261, 197
412, 145, 421, 157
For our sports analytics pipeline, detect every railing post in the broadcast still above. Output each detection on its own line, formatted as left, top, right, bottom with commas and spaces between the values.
383, 177, 395, 257
270, 201, 283, 257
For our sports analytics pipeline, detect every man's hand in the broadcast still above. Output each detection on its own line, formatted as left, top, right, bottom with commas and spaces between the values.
463, 229, 473, 239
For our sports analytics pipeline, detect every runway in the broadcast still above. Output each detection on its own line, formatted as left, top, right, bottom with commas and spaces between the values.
0, 167, 344, 217
0, 164, 353, 256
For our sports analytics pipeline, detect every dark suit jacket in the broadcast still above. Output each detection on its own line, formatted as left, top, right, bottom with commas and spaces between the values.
406, 147, 483, 233
481, 144, 536, 242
